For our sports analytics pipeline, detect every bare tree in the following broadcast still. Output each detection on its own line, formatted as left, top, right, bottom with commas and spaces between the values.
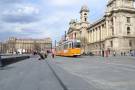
34, 41, 41, 52
78, 37, 88, 54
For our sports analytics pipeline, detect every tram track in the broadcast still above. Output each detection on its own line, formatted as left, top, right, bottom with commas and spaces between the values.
45, 60, 68, 90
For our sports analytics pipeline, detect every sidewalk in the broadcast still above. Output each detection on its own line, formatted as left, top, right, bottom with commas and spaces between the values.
0, 56, 97, 90
0, 57, 63, 90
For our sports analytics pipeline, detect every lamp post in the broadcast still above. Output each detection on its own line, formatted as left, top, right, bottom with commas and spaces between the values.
65, 31, 67, 41
55, 40, 57, 51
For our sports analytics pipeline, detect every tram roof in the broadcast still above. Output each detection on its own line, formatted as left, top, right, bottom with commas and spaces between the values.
57, 39, 80, 46
62, 39, 80, 44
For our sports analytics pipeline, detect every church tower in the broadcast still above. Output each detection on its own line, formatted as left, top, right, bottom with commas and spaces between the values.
79, 5, 90, 54
80, 5, 89, 23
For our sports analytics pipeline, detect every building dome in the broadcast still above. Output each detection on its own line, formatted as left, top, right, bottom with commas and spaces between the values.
80, 4, 89, 13
69, 19, 76, 24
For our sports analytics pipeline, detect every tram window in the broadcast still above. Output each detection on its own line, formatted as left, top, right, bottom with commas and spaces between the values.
74, 42, 81, 48
69, 43, 72, 48
72, 42, 74, 48
64, 43, 68, 49
61, 45, 64, 50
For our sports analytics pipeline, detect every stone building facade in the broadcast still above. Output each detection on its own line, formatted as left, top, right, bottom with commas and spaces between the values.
67, 5, 90, 53
6, 37, 52, 54
67, 0, 135, 56
0, 42, 7, 53
88, 0, 135, 56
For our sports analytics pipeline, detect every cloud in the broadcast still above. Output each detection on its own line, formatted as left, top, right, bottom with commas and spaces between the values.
0, 0, 108, 42
1, 5, 40, 24
0, 0, 23, 4
48, 0, 81, 6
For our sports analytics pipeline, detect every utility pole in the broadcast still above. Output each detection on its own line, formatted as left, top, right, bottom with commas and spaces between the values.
65, 31, 67, 41
55, 40, 57, 51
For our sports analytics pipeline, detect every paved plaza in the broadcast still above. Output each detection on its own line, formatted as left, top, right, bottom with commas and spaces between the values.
0, 55, 135, 90
52, 56, 135, 90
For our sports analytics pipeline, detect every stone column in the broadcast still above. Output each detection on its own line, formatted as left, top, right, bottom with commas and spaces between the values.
97, 28, 99, 42
90, 31, 92, 43
94, 29, 95, 42
106, 19, 109, 37
101, 25, 103, 40
95, 29, 97, 42
113, 16, 116, 35
92, 30, 93, 43
98, 27, 100, 41
87, 31, 89, 43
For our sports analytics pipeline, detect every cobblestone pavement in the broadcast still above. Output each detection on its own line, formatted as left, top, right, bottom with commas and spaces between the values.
0, 56, 64, 90
0, 55, 94, 90
1, 55, 135, 90
52, 56, 135, 90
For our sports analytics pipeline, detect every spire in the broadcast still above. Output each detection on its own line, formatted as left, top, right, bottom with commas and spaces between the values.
80, 4, 89, 23
69, 19, 76, 24
80, 4, 89, 13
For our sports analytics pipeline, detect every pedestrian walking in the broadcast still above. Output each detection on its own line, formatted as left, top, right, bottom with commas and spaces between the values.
113, 51, 116, 56
121, 52, 123, 56
44, 53, 47, 58
52, 53, 55, 58
124, 52, 126, 56
38, 52, 45, 60
102, 50, 104, 57
105, 50, 108, 57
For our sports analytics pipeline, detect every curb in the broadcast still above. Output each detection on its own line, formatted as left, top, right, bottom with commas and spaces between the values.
46, 60, 98, 90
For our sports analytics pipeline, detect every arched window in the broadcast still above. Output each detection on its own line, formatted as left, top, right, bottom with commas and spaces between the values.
74, 33, 76, 39
112, 28, 114, 35
84, 13, 87, 15
127, 17, 130, 23
127, 27, 131, 35
85, 18, 87, 21
129, 40, 132, 47
110, 41, 113, 47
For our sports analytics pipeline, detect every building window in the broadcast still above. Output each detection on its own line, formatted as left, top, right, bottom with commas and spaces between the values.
85, 18, 87, 21
127, 27, 131, 35
110, 41, 113, 47
111, 18, 113, 25
84, 13, 87, 16
74, 33, 76, 39
112, 28, 114, 35
129, 40, 132, 47
102, 44, 105, 48
96, 45, 98, 48
127, 17, 131, 23
102, 24, 104, 28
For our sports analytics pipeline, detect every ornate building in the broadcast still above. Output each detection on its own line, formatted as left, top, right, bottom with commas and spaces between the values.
67, 5, 90, 53
67, 0, 135, 56
0, 42, 7, 53
88, 0, 135, 56
6, 37, 52, 54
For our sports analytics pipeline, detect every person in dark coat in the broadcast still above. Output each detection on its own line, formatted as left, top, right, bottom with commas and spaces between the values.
52, 53, 55, 58
0, 55, 4, 68
113, 51, 116, 56
38, 52, 45, 60
44, 53, 47, 58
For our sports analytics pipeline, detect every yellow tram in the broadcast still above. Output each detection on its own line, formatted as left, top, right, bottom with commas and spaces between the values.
56, 40, 81, 57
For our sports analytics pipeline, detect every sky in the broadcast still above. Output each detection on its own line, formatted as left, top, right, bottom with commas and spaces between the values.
0, 0, 107, 43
